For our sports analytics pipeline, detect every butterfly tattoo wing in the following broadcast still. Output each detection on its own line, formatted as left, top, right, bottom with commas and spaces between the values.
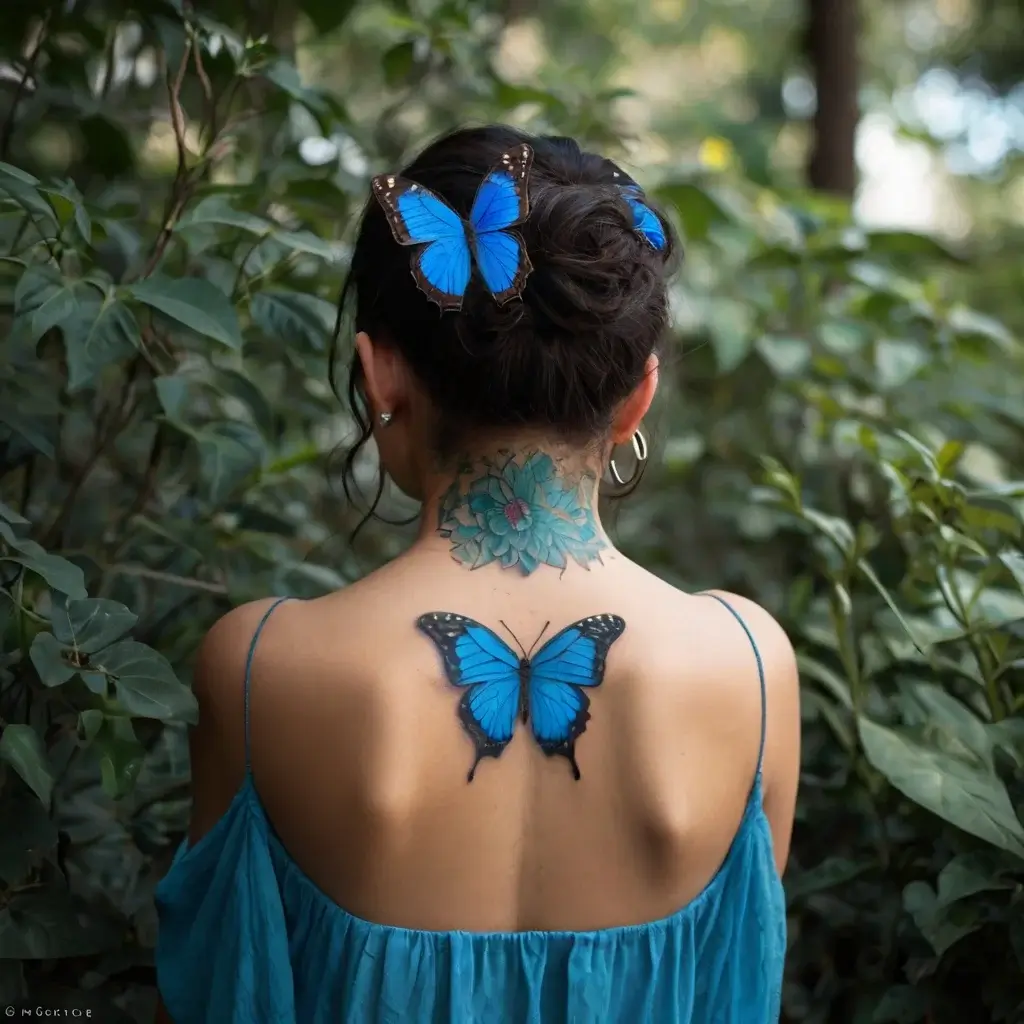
371, 176, 471, 310
468, 144, 534, 304
417, 612, 523, 780
527, 614, 626, 779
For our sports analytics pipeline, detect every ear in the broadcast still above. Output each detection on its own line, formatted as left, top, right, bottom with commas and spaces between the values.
611, 353, 659, 444
355, 331, 406, 419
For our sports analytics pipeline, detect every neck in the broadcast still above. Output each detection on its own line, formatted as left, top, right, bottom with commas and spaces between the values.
419, 443, 608, 576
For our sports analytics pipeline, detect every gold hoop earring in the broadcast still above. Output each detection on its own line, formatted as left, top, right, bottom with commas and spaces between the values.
608, 428, 648, 488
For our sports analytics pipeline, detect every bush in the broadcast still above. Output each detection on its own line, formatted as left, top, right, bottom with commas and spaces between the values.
0, 4, 1021, 1022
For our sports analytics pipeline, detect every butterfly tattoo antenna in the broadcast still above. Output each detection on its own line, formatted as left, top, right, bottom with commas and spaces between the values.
526, 621, 551, 659
497, 620, 552, 660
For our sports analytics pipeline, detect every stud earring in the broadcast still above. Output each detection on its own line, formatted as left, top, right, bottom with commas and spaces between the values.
378, 411, 393, 427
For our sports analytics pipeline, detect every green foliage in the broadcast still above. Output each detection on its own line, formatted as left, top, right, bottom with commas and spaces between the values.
0, 2, 1021, 1023
643, 192, 1024, 1020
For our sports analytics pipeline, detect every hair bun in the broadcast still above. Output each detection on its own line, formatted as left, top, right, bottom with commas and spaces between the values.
345, 126, 677, 453
523, 181, 670, 334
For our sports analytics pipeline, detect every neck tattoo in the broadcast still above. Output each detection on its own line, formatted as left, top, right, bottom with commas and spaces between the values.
435, 449, 606, 576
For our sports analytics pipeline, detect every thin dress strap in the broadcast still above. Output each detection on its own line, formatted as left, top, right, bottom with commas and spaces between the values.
244, 597, 291, 775
699, 591, 767, 775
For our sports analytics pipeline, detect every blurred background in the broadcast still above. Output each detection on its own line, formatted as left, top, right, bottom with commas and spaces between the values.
0, 1, 1022, 1022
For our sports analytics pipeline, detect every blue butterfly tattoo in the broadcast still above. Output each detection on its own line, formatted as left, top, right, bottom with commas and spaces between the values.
417, 612, 626, 782
621, 185, 667, 251
371, 143, 534, 311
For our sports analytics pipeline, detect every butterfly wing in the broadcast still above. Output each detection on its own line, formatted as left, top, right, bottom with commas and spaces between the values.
622, 186, 667, 251
526, 614, 626, 779
371, 176, 471, 310
468, 144, 534, 304
413, 236, 472, 309
417, 612, 523, 781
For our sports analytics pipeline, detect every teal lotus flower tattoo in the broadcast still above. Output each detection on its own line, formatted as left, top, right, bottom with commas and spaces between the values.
437, 451, 605, 575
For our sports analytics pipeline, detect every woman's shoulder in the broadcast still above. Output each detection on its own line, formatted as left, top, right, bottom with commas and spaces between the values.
190, 597, 296, 706
695, 590, 796, 669
616, 564, 796, 674
629, 582, 799, 760
191, 588, 395, 720
677, 588, 799, 716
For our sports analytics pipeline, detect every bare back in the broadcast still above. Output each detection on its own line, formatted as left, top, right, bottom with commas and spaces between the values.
188, 547, 800, 934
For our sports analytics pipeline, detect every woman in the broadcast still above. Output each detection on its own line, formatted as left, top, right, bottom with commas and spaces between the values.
155, 125, 800, 1023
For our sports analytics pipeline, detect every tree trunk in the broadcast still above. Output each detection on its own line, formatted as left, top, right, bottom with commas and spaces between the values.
806, 0, 859, 196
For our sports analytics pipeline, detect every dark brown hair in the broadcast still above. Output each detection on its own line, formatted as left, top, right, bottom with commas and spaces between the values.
330, 124, 678, 515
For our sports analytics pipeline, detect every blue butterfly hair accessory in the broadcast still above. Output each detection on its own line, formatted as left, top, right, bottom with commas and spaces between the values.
611, 170, 667, 252
371, 143, 535, 312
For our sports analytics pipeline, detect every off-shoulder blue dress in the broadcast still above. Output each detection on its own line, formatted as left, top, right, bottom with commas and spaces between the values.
155, 594, 786, 1023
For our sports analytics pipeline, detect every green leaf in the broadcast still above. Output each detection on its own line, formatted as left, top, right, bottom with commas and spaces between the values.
801, 507, 855, 555
493, 81, 568, 115
154, 374, 193, 421
934, 852, 1015, 909
797, 654, 853, 710
819, 320, 867, 355
194, 420, 265, 503
40, 183, 91, 244
785, 856, 868, 902
936, 440, 966, 476
13, 269, 139, 389
215, 368, 275, 435
0, 399, 56, 458
29, 632, 76, 687
78, 709, 104, 744
0, 162, 58, 230
893, 429, 938, 470
14, 265, 91, 340
0, 161, 40, 187
0, 526, 87, 599
79, 671, 108, 696
857, 558, 924, 651
175, 195, 270, 235
860, 717, 1024, 857
0, 500, 28, 526
0, 724, 53, 808
92, 640, 197, 723
755, 335, 811, 377
94, 716, 145, 799
383, 41, 417, 86
128, 276, 242, 349
865, 230, 964, 263
655, 182, 732, 241
299, 0, 358, 32
250, 290, 336, 350
63, 297, 141, 392
272, 228, 339, 261
708, 298, 753, 373
960, 502, 1020, 537
177, 197, 337, 262
899, 681, 993, 767
875, 339, 929, 389
999, 551, 1024, 594
51, 597, 137, 654
903, 880, 982, 956
948, 307, 1016, 352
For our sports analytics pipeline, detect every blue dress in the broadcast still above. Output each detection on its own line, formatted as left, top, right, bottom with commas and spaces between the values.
155, 595, 787, 1023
